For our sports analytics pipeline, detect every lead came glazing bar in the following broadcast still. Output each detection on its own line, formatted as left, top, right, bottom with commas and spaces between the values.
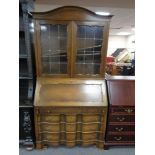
76, 25, 103, 75
40, 24, 68, 74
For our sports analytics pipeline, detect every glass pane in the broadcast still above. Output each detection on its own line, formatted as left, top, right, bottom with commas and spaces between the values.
60, 63, 67, 74
59, 25, 67, 37
77, 26, 85, 38
76, 64, 85, 74
76, 25, 103, 75
95, 27, 103, 39
86, 26, 94, 38
40, 24, 68, 74
94, 64, 100, 74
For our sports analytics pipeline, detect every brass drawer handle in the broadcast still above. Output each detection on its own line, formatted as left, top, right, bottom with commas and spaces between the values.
114, 136, 122, 141
116, 117, 125, 121
125, 109, 133, 113
115, 127, 124, 131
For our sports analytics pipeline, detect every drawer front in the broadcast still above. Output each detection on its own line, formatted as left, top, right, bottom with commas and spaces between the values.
40, 123, 60, 132
107, 125, 135, 132
106, 135, 135, 142
82, 133, 98, 141
82, 123, 99, 132
40, 114, 103, 132
42, 133, 60, 141
109, 115, 135, 122
110, 107, 135, 114
36, 107, 107, 147
40, 113, 105, 123
37, 107, 105, 115
41, 115, 60, 123
83, 115, 102, 122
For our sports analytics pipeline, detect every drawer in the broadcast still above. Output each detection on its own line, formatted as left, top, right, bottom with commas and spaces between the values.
40, 114, 103, 122
109, 115, 135, 122
42, 133, 60, 141
82, 141, 96, 146
36, 107, 104, 115
106, 135, 135, 142
66, 133, 76, 141
83, 115, 101, 122
110, 107, 135, 114
66, 115, 76, 123
107, 125, 135, 132
82, 133, 98, 141
66, 124, 76, 132
82, 123, 99, 132
39, 113, 104, 123
40, 123, 60, 132
41, 115, 60, 123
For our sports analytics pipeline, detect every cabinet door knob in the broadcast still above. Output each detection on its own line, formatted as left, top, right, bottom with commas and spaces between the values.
114, 136, 122, 141
125, 109, 133, 113
116, 117, 125, 121
115, 127, 124, 131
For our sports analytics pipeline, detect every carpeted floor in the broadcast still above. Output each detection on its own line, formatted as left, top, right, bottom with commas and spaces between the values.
19, 146, 135, 155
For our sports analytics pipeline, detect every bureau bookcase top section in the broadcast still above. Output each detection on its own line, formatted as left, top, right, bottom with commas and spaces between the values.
32, 6, 112, 78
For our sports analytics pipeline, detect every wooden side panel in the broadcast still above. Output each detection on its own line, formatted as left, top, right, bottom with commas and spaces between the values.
107, 80, 135, 106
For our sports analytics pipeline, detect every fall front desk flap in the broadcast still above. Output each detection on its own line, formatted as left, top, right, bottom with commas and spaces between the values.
34, 78, 107, 107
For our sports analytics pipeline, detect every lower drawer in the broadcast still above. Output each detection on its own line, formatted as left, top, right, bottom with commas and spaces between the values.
107, 124, 135, 132
42, 133, 59, 141
109, 115, 135, 122
106, 135, 135, 142
110, 107, 135, 114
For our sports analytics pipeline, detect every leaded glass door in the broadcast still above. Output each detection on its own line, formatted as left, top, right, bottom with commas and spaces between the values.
37, 21, 70, 76
74, 23, 105, 77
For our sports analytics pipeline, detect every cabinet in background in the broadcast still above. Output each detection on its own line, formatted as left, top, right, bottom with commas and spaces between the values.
19, 0, 35, 149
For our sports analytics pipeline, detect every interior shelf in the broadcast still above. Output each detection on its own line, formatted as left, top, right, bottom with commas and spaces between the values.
19, 54, 28, 59
19, 79, 33, 103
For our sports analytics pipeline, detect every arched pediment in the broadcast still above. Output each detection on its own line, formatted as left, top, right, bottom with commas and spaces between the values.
32, 6, 113, 21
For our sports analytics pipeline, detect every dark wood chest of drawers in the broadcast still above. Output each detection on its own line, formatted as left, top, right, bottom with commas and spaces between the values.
105, 76, 135, 149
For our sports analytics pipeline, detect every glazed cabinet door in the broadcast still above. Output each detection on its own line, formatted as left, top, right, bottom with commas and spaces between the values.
34, 20, 110, 78
73, 22, 109, 77
34, 21, 71, 77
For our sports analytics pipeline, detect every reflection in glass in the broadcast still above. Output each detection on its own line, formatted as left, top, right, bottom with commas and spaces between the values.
40, 24, 68, 74
76, 25, 103, 75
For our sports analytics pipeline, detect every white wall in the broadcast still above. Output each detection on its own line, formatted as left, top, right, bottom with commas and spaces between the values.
126, 34, 135, 50
107, 35, 127, 56
107, 35, 135, 56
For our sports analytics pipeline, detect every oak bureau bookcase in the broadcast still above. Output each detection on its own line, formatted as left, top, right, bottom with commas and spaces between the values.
32, 6, 112, 149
